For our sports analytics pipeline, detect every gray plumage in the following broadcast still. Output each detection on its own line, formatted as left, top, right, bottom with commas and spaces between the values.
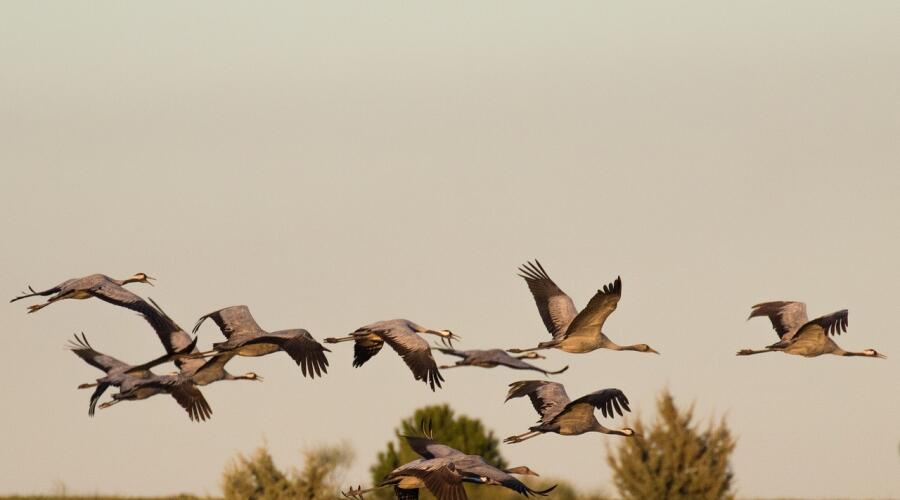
747, 301, 810, 339
383, 457, 472, 500
343, 457, 478, 500
740, 303, 885, 358
326, 319, 459, 391
435, 348, 568, 376
508, 261, 658, 355
136, 299, 263, 386
403, 434, 555, 497
11, 272, 155, 314
108, 372, 213, 422
67, 333, 211, 421
503, 380, 635, 444
192, 305, 330, 378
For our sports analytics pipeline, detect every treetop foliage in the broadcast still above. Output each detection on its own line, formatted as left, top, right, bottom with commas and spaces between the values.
606, 389, 736, 500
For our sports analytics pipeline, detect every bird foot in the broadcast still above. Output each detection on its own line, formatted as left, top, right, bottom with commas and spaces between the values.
736, 349, 754, 356
26, 304, 44, 314
341, 486, 366, 499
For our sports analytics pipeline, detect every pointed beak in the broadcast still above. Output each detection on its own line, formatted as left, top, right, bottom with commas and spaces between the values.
876, 353, 887, 359
255, 375, 265, 382
145, 275, 156, 286
648, 348, 660, 355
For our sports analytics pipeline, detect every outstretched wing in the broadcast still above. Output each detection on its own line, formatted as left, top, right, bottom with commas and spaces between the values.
433, 347, 469, 359
88, 281, 156, 316
403, 435, 463, 459
246, 329, 330, 378
562, 277, 621, 340
380, 329, 444, 391
390, 459, 467, 500
453, 458, 556, 498
192, 305, 266, 338
562, 388, 631, 420
88, 383, 110, 417
140, 298, 203, 372
505, 380, 571, 423
748, 301, 808, 339
352, 335, 385, 368
168, 382, 213, 422
518, 260, 578, 338
793, 309, 849, 342
67, 333, 129, 373
483, 350, 552, 372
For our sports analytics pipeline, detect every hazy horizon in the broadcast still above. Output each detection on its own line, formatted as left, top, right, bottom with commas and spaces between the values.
1, 1, 899, 498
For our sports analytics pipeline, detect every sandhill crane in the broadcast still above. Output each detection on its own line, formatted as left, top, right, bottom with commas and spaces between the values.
11, 273, 155, 314
508, 261, 658, 356
68, 333, 212, 421
344, 457, 484, 500
503, 380, 634, 444
739, 302, 885, 358
99, 372, 213, 422
434, 348, 568, 376
343, 435, 552, 500
189, 305, 330, 378
139, 298, 264, 385
325, 319, 459, 391
400, 429, 556, 497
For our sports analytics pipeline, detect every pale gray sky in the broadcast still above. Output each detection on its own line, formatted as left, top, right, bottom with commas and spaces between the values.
1, 1, 899, 498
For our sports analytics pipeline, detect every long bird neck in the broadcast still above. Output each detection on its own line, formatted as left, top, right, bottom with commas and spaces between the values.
593, 421, 630, 436
119, 276, 141, 285
840, 349, 869, 357
604, 339, 628, 351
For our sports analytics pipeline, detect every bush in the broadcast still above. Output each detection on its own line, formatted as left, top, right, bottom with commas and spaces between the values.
222, 443, 353, 500
606, 389, 736, 500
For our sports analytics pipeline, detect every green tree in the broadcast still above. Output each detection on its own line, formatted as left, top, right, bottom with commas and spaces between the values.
606, 389, 736, 500
369, 404, 609, 500
222, 442, 353, 500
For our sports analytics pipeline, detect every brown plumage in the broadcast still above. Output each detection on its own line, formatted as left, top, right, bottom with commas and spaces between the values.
740, 302, 884, 358
68, 333, 212, 421
503, 380, 635, 444
11, 273, 155, 314
509, 260, 658, 355
325, 319, 459, 391
435, 348, 568, 376
191, 305, 330, 378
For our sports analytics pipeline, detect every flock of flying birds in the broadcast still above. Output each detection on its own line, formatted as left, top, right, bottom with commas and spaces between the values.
11, 260, 886, 500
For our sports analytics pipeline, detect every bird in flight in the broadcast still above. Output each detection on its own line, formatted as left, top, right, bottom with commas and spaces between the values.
11, 272, 155, 314
434, 348, 568, 376
325, 319, 459, 391
68, 333, 212, 422
343, 424, 553, 499
508, 260, 658, 355
503, 380, 635, 444
191, 305, 330, 378
739, 301, 885, 359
